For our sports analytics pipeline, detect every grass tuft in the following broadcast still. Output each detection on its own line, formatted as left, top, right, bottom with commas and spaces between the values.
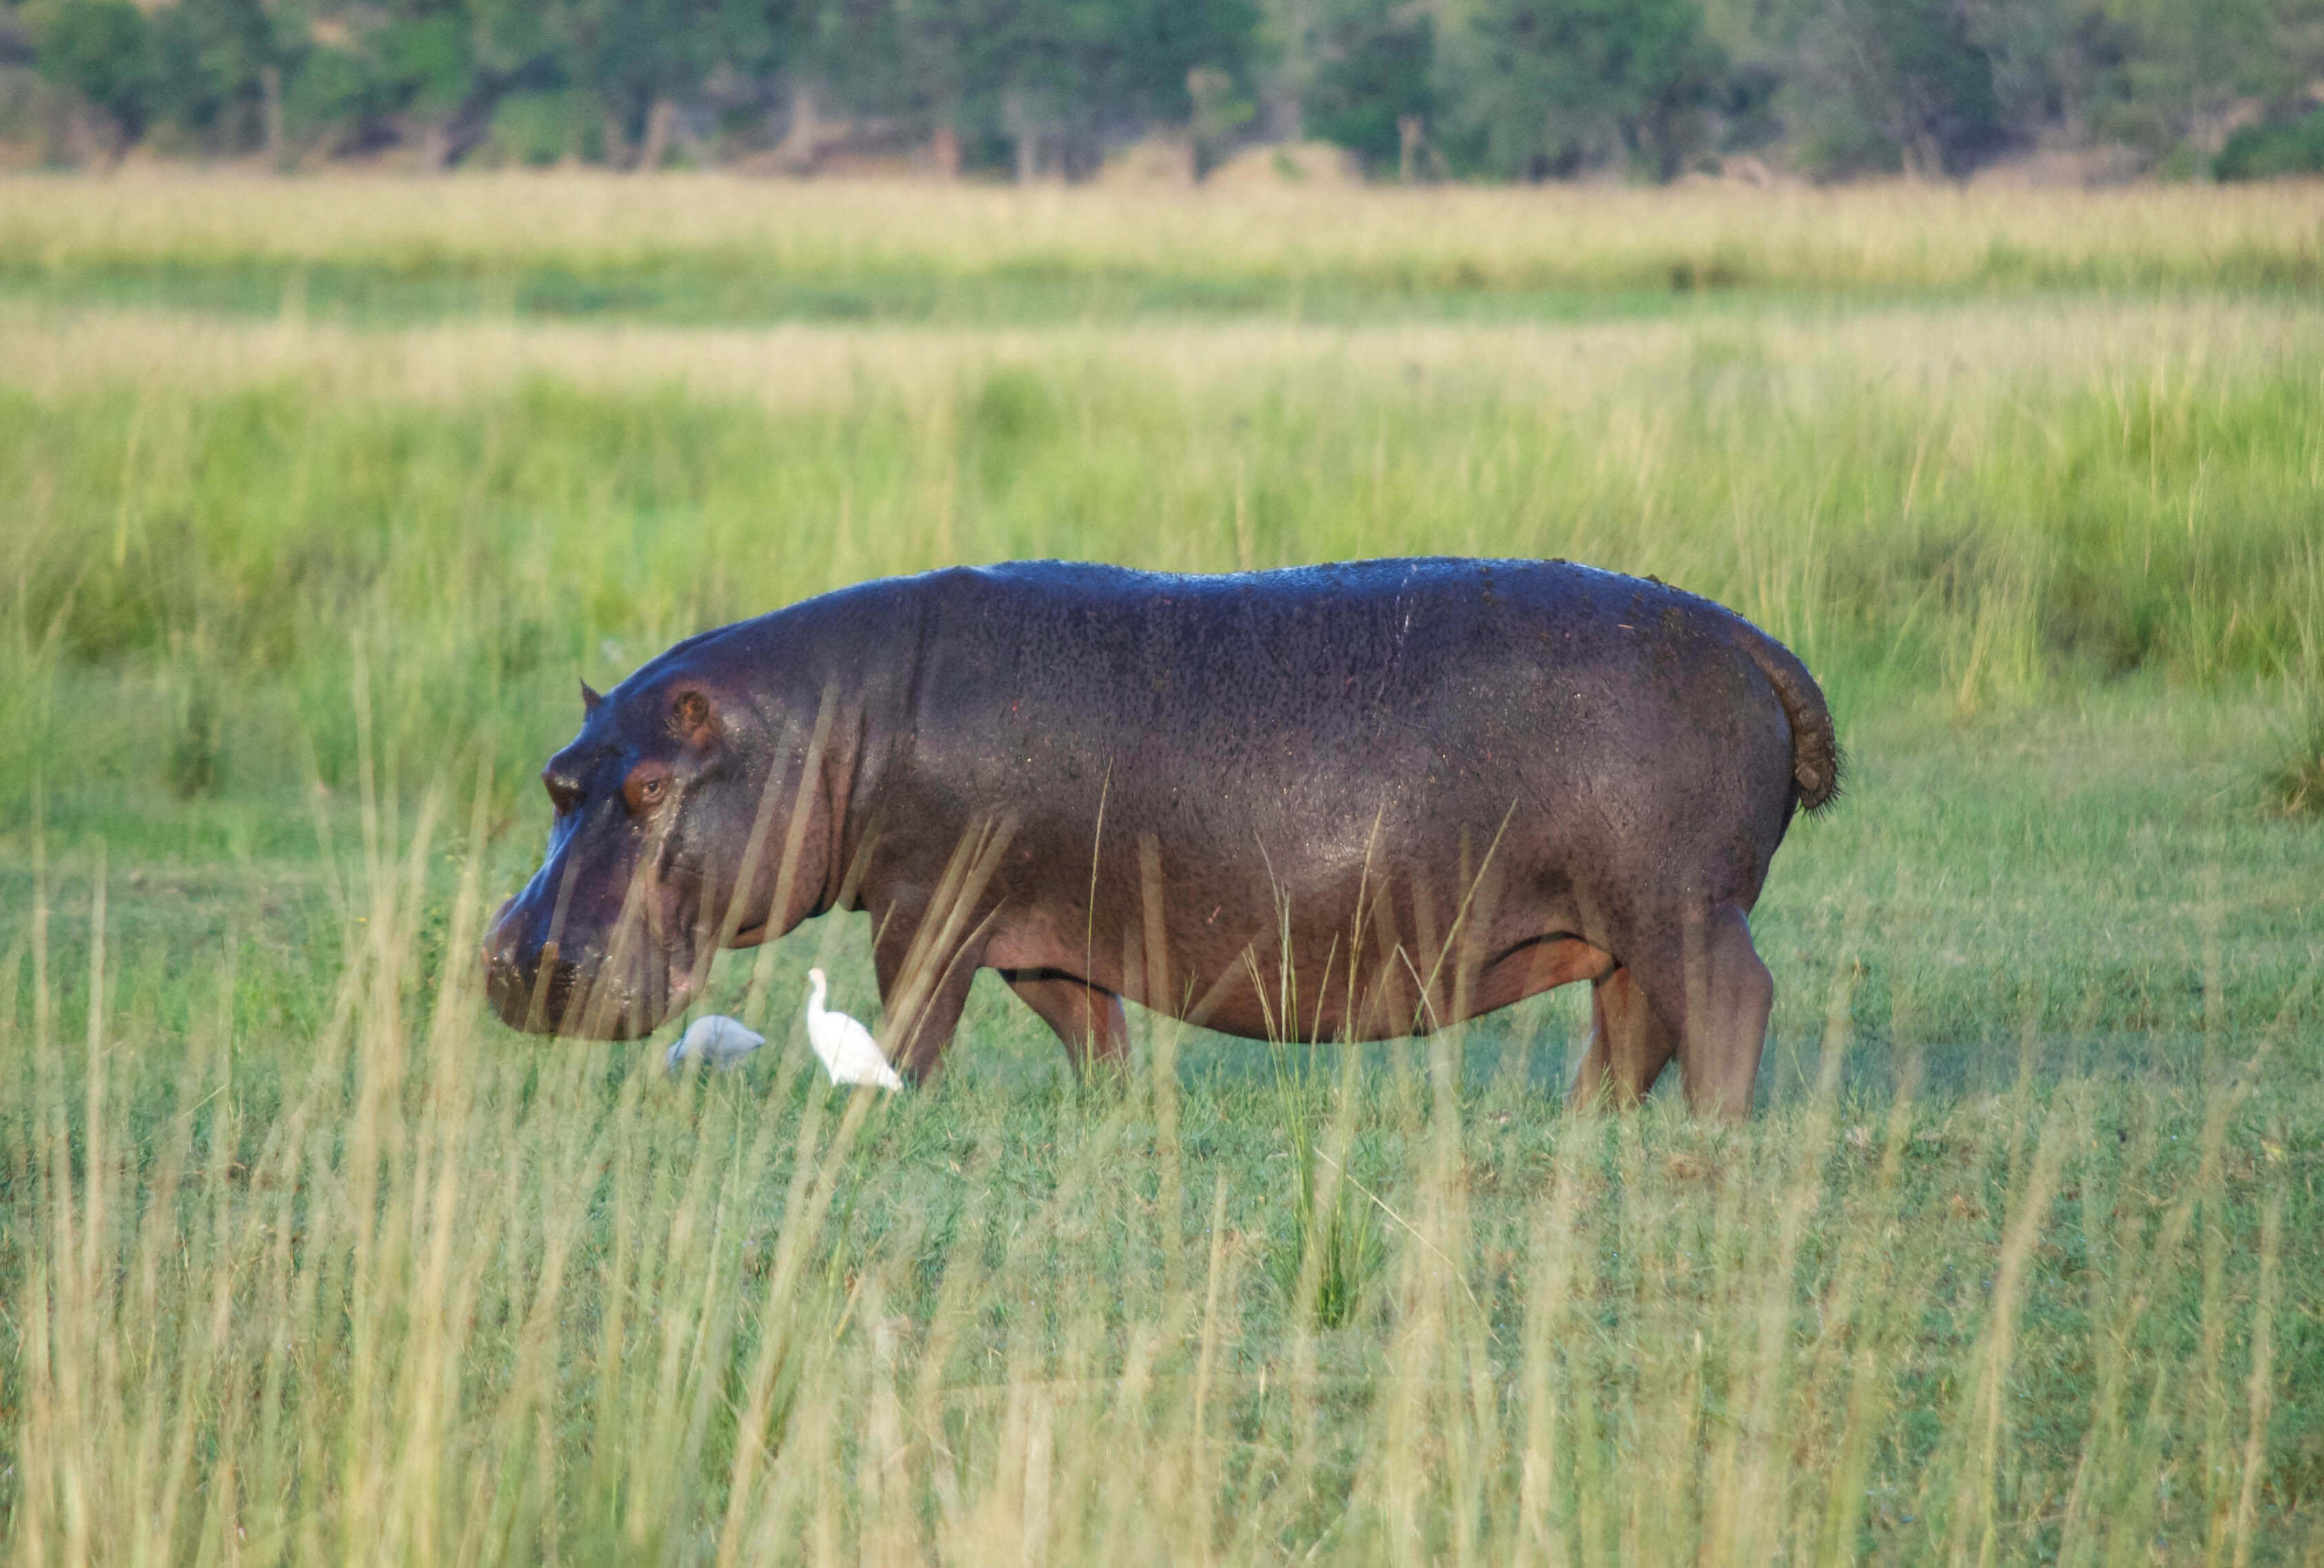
2265, 697, 2324, 816
1265, 1041, 1385, 1331
167, 688, 221, 798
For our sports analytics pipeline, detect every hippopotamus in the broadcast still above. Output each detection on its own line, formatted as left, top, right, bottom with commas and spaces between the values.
481, 558, 1838, 1116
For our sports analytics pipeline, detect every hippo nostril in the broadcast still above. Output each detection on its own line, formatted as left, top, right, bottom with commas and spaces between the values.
543, 767, 584, 816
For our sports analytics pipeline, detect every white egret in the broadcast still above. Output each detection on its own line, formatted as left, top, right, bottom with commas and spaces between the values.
806, 968, 905, 1090
664, 1013, 765, 1073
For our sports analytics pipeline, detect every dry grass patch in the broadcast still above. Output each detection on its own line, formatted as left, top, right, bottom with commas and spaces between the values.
3, 171, 2323, 292
4, 295, 2323, 407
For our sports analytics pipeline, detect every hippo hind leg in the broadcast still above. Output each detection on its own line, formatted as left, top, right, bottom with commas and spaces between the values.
1625, 902, 1774, 1120
1567, 966, 1678, 1110
1000, 968, 1131, 1080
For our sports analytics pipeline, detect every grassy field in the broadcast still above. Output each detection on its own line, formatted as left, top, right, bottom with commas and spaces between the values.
3, 175, 2322, 1565
4, 172, 2324, 321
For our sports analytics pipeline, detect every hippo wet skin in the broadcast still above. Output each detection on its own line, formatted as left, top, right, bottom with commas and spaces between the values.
481, 558, 1839, 1116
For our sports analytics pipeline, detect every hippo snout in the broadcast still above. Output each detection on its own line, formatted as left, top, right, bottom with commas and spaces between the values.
480, 902, 688, 1039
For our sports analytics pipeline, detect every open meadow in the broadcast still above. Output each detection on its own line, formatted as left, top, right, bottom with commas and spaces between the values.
2, 173, 2323, 1565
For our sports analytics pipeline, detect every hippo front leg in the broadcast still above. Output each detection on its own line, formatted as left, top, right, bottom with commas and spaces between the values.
870, 904, 982, 1083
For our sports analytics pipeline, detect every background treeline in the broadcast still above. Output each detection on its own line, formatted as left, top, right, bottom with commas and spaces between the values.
5, 0, 2324, 180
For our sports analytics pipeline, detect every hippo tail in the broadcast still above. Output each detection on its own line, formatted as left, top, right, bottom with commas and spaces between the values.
1734, 625, 1842, 813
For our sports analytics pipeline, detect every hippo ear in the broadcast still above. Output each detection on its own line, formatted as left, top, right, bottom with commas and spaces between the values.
580, 680, 604, 714
670, 688, 717, 748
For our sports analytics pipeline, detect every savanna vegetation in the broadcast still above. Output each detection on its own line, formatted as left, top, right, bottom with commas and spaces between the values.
7, 0, 2324, 182
10, 173, 2324, 324
2, 175, 2321, 1564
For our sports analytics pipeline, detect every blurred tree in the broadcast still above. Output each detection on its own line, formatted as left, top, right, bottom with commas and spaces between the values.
1188, 61, 1256, 173
790, 0, 901, 110
2096, 0, 2305, 166
1874, 0, 2009, 171
887, 0, 1258, 178
146, 0, 287, 153
373, 8, 480, 162
13, 0, 2324, 176
1299, 0, 1434, 173
1453, 0, 1726, 178
27, 0, 152, 153
1778, 0, 2006, 175
570, 0, 792, 165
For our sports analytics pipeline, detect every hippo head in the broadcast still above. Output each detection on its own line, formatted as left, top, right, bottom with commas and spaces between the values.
481, 666, 808, 1039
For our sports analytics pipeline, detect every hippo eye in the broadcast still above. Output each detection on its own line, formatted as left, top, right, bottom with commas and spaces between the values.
624, 765, 673, 814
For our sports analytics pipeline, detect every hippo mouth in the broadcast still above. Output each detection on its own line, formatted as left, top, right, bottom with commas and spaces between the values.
480, 898, 701, 1040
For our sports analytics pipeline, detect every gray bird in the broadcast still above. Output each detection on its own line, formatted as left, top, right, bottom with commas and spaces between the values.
664, 1013, 765, 1073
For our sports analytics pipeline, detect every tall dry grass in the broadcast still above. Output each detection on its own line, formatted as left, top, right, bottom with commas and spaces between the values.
3, 171, 2322, 294
4, 770, 2312, 1563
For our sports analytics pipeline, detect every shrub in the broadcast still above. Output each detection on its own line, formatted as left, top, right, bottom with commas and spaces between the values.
2215, 109, 2324, 180
487, 89, 597, 167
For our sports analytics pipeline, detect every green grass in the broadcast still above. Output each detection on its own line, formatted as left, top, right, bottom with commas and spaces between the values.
0, 253, 2005, 327
2269, 703, 2324, 817
6, 763, 2318, 1561
6, 307, 2319, 813
3, 189, 2323, 1562
7, 173, 2324, 327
